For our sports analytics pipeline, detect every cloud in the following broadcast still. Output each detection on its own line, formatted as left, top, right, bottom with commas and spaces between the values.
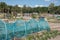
18, 5, 45, 7
18, 5, 23, 7
34, 5, 44, 7
45, 0, 58, 3
44, 0, 51, 1
53, 0, 58, 3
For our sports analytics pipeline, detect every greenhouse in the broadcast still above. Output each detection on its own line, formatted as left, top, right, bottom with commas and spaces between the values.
0, 17, 50, 40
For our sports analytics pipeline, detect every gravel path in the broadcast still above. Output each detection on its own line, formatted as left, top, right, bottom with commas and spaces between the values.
49, 22, 60, 31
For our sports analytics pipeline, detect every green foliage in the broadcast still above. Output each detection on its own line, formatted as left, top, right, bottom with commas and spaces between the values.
32, 14, 36, 18
25, 30, 60, 40
48, 3, 55, 14
0, 2, 60, 18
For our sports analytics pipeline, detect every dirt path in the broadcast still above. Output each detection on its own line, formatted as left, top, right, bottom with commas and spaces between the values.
49, 22, 60, 31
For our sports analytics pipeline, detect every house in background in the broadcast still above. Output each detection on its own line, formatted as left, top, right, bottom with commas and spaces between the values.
54, 14, 60, 20
23, 13, 32, 20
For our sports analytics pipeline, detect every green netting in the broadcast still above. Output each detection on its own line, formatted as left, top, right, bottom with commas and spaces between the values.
0, 17, 50, 40
14, 20, 26, 37
38, 17, 50, 31
0, 20, 7, 40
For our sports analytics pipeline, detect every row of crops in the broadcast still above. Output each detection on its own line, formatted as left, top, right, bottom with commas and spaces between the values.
23, 30, 60, 40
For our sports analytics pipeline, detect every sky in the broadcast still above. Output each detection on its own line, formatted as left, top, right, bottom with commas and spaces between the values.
0, 0, 60, 7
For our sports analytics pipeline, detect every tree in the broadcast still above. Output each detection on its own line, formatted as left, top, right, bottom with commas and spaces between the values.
48, 3, 55, 14
0, 2, 8, 13
56, 6, 60, 14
